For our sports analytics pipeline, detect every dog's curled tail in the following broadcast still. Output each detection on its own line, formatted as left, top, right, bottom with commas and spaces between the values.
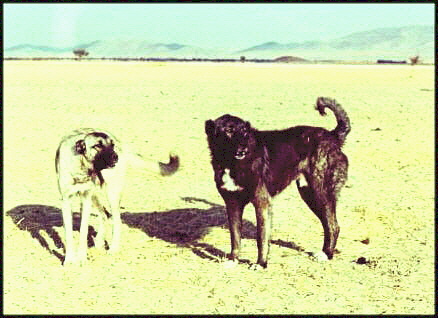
316, 97, 351, 144
159, 153, 180, 176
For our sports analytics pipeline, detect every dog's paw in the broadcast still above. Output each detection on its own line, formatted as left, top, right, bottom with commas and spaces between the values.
107, 245, 120, 255
63, 252, 77, 266
94, 236, 105, 249
78, 258, 88, 266
76, 252, 89, 266
248, 263, 266, 271
63, 259, 76, 267
310, 251, 329, 262
222, 259, 238, 269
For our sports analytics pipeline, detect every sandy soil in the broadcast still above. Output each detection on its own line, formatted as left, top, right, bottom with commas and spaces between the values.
3, 60, 435, 314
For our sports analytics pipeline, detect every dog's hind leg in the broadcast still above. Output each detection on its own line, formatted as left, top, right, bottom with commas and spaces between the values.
297, 183, 339, 260
298, 146, 347, 260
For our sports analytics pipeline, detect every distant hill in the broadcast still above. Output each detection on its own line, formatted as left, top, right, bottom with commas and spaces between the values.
4, 41, 99, 58
274, 56, 310, 63
5, 44, 72, 57
4, 25, 434, 62
239, 40, 321, 52
4, 40, 220, 59
329, 25, 433, 51
237, 25, 434, 62
78, 40, 222, 58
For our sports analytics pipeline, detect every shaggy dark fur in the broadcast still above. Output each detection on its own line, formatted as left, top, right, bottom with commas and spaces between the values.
205, 96, 351, 268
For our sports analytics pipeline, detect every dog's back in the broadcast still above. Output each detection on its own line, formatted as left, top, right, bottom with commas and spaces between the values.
253, 126, 327, 195
259, 97, 351, 195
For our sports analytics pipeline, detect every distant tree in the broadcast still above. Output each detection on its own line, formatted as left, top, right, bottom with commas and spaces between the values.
409, 55, 420, 66
240, 56, 246, 63
73, 48, 89, 60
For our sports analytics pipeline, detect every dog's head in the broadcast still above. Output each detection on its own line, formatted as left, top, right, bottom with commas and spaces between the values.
75, 132, 118, 171
205, 114, 254, 161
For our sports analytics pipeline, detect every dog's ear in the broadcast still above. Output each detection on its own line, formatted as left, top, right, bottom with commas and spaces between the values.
245, 121, 251, 131
205, 120, 215, 137
75, 139, 86, 155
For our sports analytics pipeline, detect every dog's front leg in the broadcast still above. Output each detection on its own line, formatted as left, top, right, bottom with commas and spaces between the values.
224, 197, 245, 261
92, 194, 106, 249
99, 164, 125, 254
77, 191, 92, 265
62, 198, 75, 265
105, 177, 124, 254
108, 203, 121, 254
252, 186, 273, 269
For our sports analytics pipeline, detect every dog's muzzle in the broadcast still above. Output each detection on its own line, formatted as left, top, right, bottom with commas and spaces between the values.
107, 152, 118, 167
235, 149, 247, 160
95, 149, 118, 170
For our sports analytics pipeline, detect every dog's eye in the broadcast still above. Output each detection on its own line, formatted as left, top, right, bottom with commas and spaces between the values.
93, 144, 103, 149
93, 139, 106, 149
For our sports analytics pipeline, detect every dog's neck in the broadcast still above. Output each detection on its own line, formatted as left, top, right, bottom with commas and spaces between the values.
86, 168, 105, 185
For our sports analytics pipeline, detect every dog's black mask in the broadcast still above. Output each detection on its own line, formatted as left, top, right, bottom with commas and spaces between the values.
205, 114, 253, 161
92, 143, 118, 171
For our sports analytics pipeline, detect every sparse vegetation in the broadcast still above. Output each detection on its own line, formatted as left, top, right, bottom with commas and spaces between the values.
73, 48, 89, 60
409, 55, 420, 65
377, 59, 407, 64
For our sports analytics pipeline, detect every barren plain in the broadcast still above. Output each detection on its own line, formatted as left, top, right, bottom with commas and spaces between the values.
3, 60, 435, 314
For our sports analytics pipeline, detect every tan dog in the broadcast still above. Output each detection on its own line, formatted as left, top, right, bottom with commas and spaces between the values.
56, 128, 179, 265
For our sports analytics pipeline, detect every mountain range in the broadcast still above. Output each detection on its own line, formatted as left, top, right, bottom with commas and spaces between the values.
4, 25, 434, 62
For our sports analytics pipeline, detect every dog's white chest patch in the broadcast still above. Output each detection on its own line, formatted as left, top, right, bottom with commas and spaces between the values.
221, 169, 243, 192
296, 173, 308, 188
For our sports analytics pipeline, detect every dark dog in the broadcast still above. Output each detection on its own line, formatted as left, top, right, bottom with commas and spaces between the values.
205, 97, 351, 269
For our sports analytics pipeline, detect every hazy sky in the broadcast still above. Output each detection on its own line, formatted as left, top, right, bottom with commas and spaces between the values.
4, 3, 435, 50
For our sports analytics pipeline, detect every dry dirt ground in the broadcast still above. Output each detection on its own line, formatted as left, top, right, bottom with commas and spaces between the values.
3, 61, 435, 314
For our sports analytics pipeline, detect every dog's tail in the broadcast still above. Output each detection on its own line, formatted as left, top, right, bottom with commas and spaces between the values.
127, 152, 179, 176
159, 153, 180, 176
316, 97, 351, 144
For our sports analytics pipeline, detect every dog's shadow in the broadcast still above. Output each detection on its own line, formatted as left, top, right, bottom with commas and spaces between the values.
6, 204, 99, 263
6, 198, 304, 264
122, 197, 261, 263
